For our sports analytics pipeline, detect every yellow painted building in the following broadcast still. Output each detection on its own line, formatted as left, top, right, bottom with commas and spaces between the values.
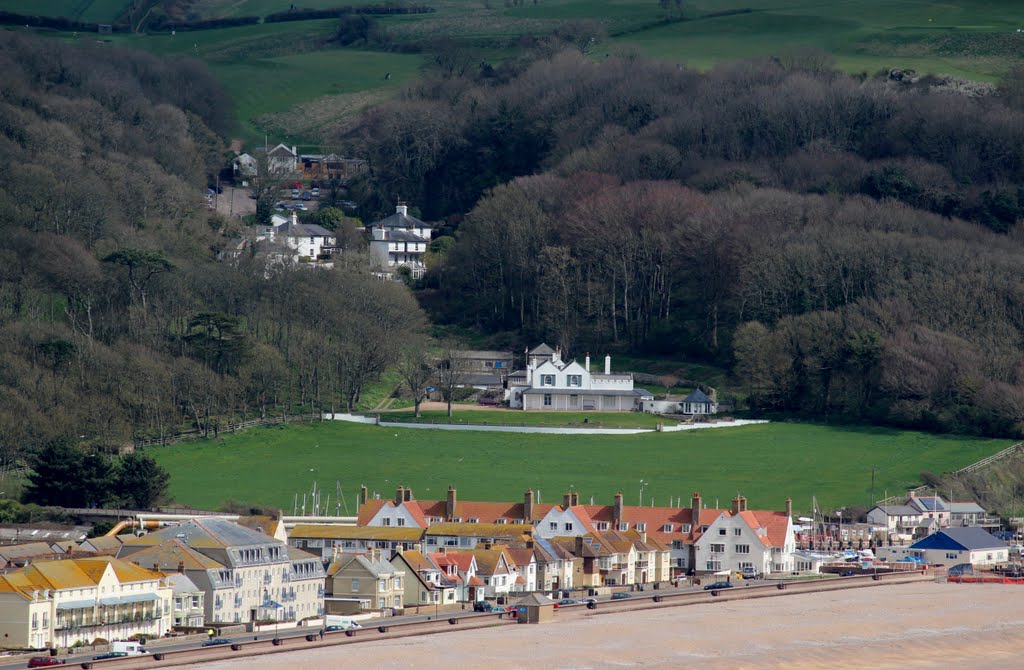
0, 557, 172, 650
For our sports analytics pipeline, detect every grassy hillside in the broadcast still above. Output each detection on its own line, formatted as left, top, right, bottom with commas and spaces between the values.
18, 0, 1022, 144
151, 421, 1009, 514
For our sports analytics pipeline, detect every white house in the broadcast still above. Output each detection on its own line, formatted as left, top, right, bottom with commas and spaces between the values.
232, 153, 257, 179
507, 344, 653, 411
867, 493, 997, 540
681, 388, 718, 415
265, 212, 336, 260
368, 203, 432, 279
265, 143, 298, 174
693, 497, 795, 575
876, 527, 1009, 567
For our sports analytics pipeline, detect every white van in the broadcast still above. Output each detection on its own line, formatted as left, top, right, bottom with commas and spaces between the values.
111, 641, 149, 656
324, 615, 362, 631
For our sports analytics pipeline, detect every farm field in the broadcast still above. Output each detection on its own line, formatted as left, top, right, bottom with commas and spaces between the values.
151, 420, 1010, 515
0, 0, 129, 22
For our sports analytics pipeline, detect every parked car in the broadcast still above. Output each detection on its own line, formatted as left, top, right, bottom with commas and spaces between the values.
741, 567, 761, 580
291, 189, 300, 199
310, 187, 320, 197
201, 638, 233, 647
473, 601, 497, 612
703, 581, 734, 591
302, 191, 311, 201
27, 658, 65, 668
478, 396, 501, 406
839, 571, 857, 577
295, 203, 308, 210
557, 598, 580, 606
610, 592, 633, 600
92, 652, 128, 660
582, 597, 598, 604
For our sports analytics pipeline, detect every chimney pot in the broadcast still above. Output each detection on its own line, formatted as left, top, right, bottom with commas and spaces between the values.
785, 498, 793, 519
446, 485, 457, 521
563, 493, 572, 509
524, 489, 534, 522
585, 353, 590, 372
395, 485, 405, 506
731, 497, 742, 515
614, 492, 624, 526
604, 355, 611, 375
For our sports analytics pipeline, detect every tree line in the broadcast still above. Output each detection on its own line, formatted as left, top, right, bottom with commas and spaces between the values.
342, 48, 1024, 437
0, 34, 428, 507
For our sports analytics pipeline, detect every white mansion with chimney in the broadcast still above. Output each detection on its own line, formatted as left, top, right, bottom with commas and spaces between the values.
506, 344, 653, 411
369, 203, 432, 279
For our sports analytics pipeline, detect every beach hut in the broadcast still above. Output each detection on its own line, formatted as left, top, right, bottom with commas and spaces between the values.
513, 592, 555, 624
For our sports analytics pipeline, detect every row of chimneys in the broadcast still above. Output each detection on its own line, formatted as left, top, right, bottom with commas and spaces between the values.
366, 484, 794, 523
583, 354, 611, 375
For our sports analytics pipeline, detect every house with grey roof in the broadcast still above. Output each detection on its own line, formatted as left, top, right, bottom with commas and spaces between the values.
165, 572, 205, 628
507, 344, 652, 411
368, 203, 432, 279
877, 527, 1009, 566
116, 518, 325, 625
867, 492, 999, 540
326, 548, 405, 614
681, 388, 717, 415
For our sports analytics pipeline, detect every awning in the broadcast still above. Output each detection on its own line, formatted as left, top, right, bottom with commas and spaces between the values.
99, 594, 158, 606
57, 600, 96, 610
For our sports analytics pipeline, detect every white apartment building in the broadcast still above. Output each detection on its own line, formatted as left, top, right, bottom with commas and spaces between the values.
117, 518, 325, 625
693, 497, 795, 575
0, 557, 172, 650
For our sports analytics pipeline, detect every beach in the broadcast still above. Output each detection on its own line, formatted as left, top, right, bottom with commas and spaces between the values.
177, 581, 1024, 670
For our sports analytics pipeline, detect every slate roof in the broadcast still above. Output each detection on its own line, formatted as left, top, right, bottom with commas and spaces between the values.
424, 523, 533, 538
911, 527, 1004, 551
371, 211, 431, 231
126, 538, 224, 571
949, 502, 987, 514
875, 505, 920, 516
328, 553, 399, 578
529, 343, 556, 356
683, 388, 714, 404
384, 229, 429, 242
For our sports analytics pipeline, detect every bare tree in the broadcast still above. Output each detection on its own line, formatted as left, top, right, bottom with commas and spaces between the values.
435, 343, 472, 418
395, 338, 435, 418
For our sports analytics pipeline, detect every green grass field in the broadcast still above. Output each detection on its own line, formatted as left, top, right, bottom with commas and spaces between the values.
151, 420, 1010, 515
376, 408, 666, 428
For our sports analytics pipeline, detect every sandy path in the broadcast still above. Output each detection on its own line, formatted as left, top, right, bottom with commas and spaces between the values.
178, 582, 1024, 670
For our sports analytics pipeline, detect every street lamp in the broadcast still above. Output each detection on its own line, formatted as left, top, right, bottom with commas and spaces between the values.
639, 480, 647, 507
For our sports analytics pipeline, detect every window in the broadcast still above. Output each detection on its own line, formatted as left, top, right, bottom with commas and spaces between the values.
541, 374, 555, 386
663, 524, 674, 532
395, 577, 402, 589
379, 579, 387, 592
734, 528, 742, 536
543, 394, 552, 407
396, 518, 405, 527
468, 518, 479, 524
735, 544, 750, 554
352, 578, 360, 591
706, 561, 721, 571
636, 523, 646, 532
567, 375, 582, 387
496, 518, 507, 525
710, 543, 725, 553
564, 523, 573, 531
549, 522, 558, 530
718, 528, 726, 535
681, 524, 692, 533
382, 518, 392, 527
597, 522, 609, 531
946, 553, 958, 560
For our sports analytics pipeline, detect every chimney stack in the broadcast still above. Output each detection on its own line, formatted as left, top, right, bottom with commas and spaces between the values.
739, 496, 747, 513
585, 353, 590, 372
396, 201, 408, 216
574, 536, 585, 556
614, 491, 624, 526
731, 496, 742, 515
395, 485, 405, 506
785, 497, 793, 519
604, 354, 611, 375
570, 491, 579, 507
563, 492, 573, 509
404, 487, 413, 502
524, 489, 534, 522
177, 561, 184, 574
446, 485, 457, 521
691, 492, 702, 529
360, 485, 368, 506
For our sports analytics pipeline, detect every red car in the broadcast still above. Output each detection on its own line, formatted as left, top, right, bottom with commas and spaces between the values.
28, 657, 65, 668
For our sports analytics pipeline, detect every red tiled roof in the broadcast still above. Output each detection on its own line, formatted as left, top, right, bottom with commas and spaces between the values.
357, 499, 388, 526
468, 575, 484, 587
745, 510, 790, 548
402, 501, 428, 528
515, 575, 526, 585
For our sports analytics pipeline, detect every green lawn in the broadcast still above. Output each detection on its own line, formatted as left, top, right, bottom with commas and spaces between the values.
151, 421, 1010, 515
376, 408, 666, 428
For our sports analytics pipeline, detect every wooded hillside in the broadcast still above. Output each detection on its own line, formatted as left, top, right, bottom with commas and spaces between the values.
345, 51, 1024, 437
0, 34, 426, 463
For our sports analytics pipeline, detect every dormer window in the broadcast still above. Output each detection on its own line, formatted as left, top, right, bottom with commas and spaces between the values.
618, 523, 629, 531
681, 524, 692, 533
663, 524, 673, 532
597, 522, 609, 531
468, 518, 479, 524
496, 518, 507, 525
452, 517, 462, 523
635, 523, 646, 532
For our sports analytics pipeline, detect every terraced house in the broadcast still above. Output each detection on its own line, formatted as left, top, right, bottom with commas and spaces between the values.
116, 518, 325, 625
0, 557, 172, 650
